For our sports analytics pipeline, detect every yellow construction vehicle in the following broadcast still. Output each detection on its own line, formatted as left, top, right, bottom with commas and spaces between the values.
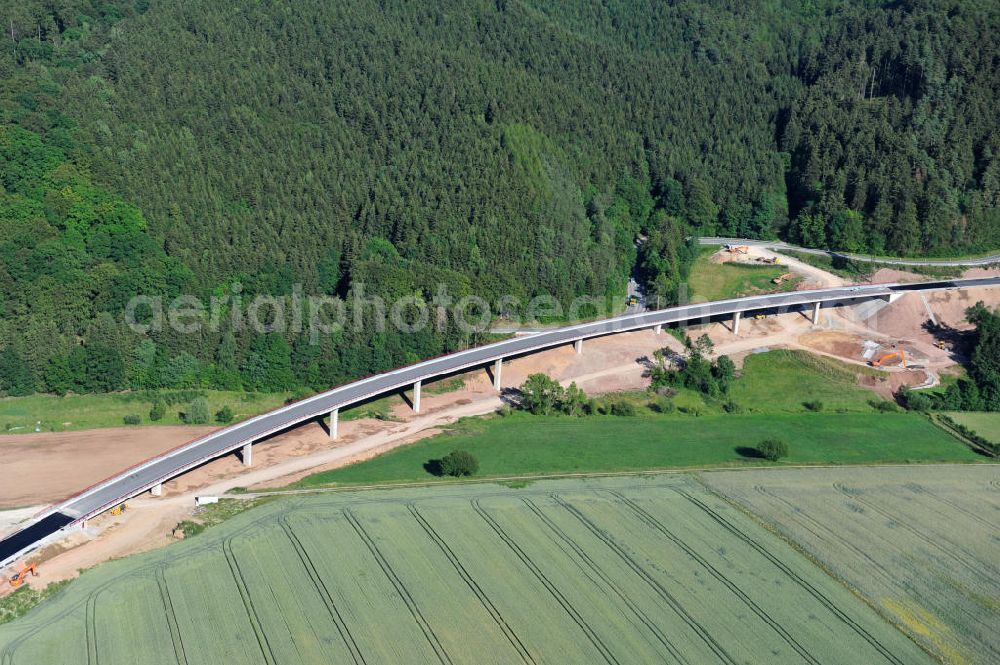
8, 563, 37, 589
934, 340, 951, 351
871, 350, 907, 368
110, 502, 128, 516
753, 313, 765, 320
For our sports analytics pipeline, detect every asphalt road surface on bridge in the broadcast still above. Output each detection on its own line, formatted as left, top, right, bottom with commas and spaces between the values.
2, 276, 998, 566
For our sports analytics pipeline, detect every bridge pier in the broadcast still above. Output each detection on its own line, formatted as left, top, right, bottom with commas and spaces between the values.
150, 483, 162, 497
732, 311, 741, 335
653, 324, 662, 335
574, 339, 583, 354
242, 442, 252, 467
413, 380, 422, 413
328, 408, 338, 440
492, 359, 503, 391
812, 302, 821, 325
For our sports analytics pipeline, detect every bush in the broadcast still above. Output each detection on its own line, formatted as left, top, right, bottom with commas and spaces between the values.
802, 400, 824, 412
609, 399, 636, 416
148, 401, 165, 422
123, 414, 141, 425
869, 399, 900, 413
438, 450, 479, 477
496, 404, 513, 417
722, 400, 743, 414
756, 438, 789, 462
181, 397, 210, 424
215, 405, 234, 424
648, 395, 675, 413
285, 386, 314, 404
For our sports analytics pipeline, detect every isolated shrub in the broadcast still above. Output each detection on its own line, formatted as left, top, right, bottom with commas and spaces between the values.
722, 400, 743, 414
215, 405, 234, 424
181, 397, 210, 424
802, 400, 824, 412
149, 401, 165, 422
123, 414, 141, 425
610, 399, 636, 416
757, 438, 789, 462
496, 404, 513, 417
439, 450, 479, 477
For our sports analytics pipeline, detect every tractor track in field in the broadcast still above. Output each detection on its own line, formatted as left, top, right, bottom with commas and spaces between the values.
751, 480, 998, 628
740, 484, 999, 646
903, 483, 1000, 531
470, 498, 621, 665
749, 485, 908, 585
222, 538, 278, 665
831, 483, 1000, 580
674, 488, 907, 665
278, 517, 367, 665
519, 497, 691, 665
607, 490, 823, 665
548, 494, 738, 665
0, 572, 127, 665
84, 586, 100, 665
342, 509, 453, 665
406, 504, 536, 665
155, 566, 190, 665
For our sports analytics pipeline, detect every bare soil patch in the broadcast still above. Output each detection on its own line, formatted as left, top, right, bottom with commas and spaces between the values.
0, 425, 217, 508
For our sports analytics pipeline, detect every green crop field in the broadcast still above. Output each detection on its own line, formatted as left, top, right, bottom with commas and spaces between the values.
944, 412, 1000, 443
0, 475, 935, 664
703, 465, 1000, 665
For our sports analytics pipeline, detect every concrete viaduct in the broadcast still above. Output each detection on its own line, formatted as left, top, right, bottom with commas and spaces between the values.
2, 276, 998, 567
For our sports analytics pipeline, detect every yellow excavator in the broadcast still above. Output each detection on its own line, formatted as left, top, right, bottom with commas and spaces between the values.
8, 563, 37, 589
871, 350, 907, 368
110, 502, 128, 516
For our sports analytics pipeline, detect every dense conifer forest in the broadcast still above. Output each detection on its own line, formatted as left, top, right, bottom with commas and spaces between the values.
0, 0, 997, 395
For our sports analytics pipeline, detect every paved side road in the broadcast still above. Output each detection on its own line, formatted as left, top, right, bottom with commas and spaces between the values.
2, 277, 999, 567
699, 237, 1000, 268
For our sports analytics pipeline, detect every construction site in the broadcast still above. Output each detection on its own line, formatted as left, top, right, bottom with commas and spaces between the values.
2, 247, 998, 596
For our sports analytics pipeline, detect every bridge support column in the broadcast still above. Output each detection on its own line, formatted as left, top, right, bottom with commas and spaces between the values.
242, 442, 252, 467
329, 408, 338, 440
492, 359, 503, 391
812, 302, 821, 325
150, 483, 162, 497
732, 311, 741, 335
653, 324, 662, 335
574, 339, 583, 354
413, 380, 422, 414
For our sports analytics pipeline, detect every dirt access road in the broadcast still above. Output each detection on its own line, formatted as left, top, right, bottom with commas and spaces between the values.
3, 261, 999, 589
